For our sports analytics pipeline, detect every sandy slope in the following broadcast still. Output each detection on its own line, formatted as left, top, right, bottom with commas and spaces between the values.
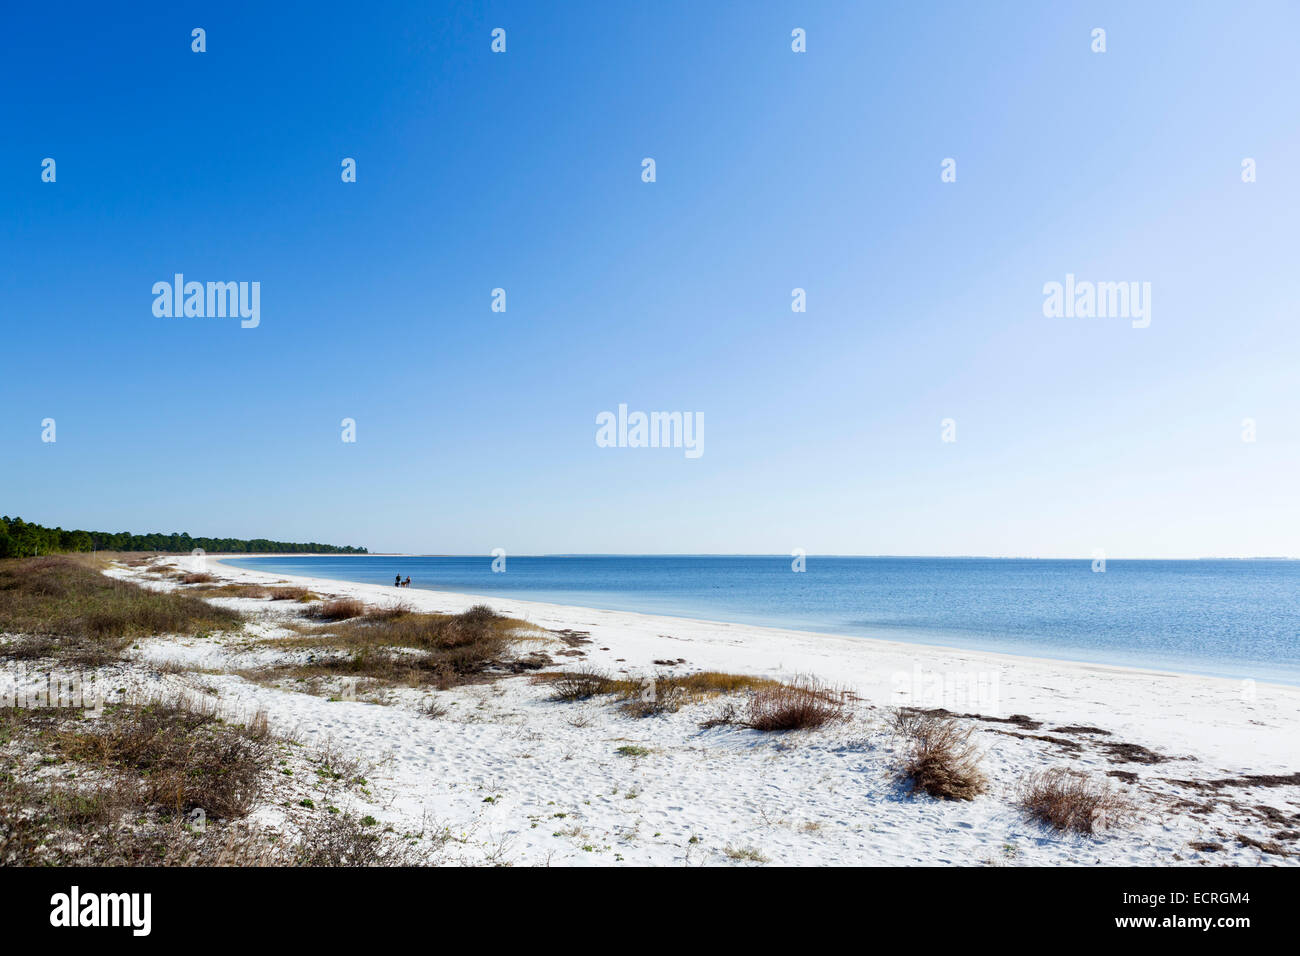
82, 556, 1300, 865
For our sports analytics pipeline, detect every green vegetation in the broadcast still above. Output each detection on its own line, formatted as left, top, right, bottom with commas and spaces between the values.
0, 514, 367, 557
0, 555, 244, 665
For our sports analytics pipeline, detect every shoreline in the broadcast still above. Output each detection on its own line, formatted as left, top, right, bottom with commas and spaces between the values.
211, 554, 1292, 693
208, 555, 1300, 773
57, 552, 1296, 865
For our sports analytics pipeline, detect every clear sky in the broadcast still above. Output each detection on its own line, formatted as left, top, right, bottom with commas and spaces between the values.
3, 1, 1298, 558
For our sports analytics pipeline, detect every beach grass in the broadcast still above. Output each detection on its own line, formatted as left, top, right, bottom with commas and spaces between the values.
245, 603, 543, 690
1017, 767, 1136, 833
0, 695, 274, 865
0, 555, 244, 666
0, 693, 432, 866
741, 676, 850, 731
536, 666, 782, 711
892, 710, 989, 801
533, 666, 852, 726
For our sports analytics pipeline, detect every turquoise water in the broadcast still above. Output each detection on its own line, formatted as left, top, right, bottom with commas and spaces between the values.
224, 555, 1300, 684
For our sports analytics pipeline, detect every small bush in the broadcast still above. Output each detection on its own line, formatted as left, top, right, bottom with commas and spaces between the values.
179, 572, 217, 585
892, 711, 988, 800
268, 586, 311, 601
292, 812, 427, 866
1017, 767, 1135, 833
363, 603, 411, 622
546, 667, 619, 702
308, 598, 366, 621
743, 677, 849, 731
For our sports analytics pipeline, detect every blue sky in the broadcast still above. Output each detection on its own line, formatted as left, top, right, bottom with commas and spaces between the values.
3, 1, 1298, 557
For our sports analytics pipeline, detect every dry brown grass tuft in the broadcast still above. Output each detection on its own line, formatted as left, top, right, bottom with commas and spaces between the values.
0, 698, 279, 866
250, 603, 523, 690
308, 598, 366, 621
892, 710, 988, 800
0, 555, 243, 665
535, 668, 783, 715
194, 583, 272, 599
55, 698, 274, 820
362, 602, 412, 622
179, 572, 218, 585
268, 586, 312, 601
743, 676, 850, 731
540, 666, 621, 701
291, 812, 431, 866
1017, 767, 1136, 833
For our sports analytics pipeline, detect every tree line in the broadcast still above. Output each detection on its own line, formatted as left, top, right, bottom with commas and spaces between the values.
0, 516, 368, 558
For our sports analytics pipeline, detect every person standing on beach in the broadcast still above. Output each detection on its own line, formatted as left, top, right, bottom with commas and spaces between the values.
395, 574, 401, 587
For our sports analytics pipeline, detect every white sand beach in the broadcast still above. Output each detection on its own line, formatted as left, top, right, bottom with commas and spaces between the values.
90, 555, 1300, 866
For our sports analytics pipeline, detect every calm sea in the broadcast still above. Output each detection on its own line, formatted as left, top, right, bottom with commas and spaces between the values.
223, 555, 1300, 684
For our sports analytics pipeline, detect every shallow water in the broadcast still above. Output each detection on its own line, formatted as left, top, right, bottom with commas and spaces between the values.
224, 555, 1300, 684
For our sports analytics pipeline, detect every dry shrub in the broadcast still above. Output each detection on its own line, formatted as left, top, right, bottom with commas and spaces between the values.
56, 699, 274, 819
544, 666, 618, 701
253, 604, 517, 690
620, 684, 686, 717
893, 710, 988, 800
536, 668, 781, 714
619, 671, 778, 716
743, 676, 849, 731
292, 812, 427, 866
1017, 767, 1136, 833
1, 699, 279, 866
363, 602, 411, 622
308, 598, 366, 621
269, 586, 311, 601
179, 572, 217, 584
0, 555, 243, 665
